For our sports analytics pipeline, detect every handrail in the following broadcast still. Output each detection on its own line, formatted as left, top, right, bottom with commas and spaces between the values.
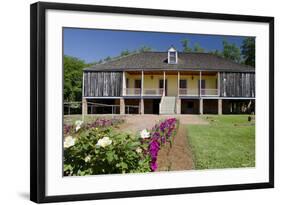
159, 91, 165, 114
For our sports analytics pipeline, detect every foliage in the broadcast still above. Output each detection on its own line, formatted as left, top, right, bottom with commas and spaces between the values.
209, 49, 222, 57
63, 56, 88, 102
120, 49, 131, 56
241, 37, 255, 67
63, 118, 179, 175
64, 127, 151, 176
193, 43, 205, 52
64, 117, 125, 136
138, 45, 153, 52
187, 115, 255, 169
181, 38, 192, 52
222, 40, 241, 63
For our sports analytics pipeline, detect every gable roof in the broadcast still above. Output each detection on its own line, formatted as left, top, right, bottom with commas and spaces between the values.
84, 52, 255, 72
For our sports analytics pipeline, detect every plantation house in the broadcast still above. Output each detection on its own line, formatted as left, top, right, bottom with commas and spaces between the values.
82, 47, 255, 115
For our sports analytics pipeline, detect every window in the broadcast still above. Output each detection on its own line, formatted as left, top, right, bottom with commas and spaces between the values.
168, 47, 178, 64
180, 79, 187, 88
169, 51, 176, 64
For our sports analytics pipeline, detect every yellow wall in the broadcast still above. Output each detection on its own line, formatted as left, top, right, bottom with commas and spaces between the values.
125, 72, 217, 96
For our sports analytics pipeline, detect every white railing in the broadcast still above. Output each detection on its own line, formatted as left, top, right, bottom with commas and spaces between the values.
124, 88, 141, 96
200, 89, 218, 96
179, 88, 218, 96
179, 88, 199, 96
143, 88, 164, 96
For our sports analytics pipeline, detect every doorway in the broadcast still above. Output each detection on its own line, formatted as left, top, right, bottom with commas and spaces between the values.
198, 79, 206, 95
159, 79, 167, 96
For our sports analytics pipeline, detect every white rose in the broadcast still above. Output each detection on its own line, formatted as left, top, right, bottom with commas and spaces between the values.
136, 147, 142, 154
140, 129, 150, 139
84, 155, 91, 162
64, 136, 75, 148
75, 120, 83, 132
96, 137, 112, 148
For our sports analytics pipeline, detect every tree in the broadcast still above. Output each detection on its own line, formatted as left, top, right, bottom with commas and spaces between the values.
64, 56, 87, 102
209, 49, 222, 57
104, 56, 112, 62
120, 49, 131, 56
241, 37, 255, 67
181, 38, 192, 52
193, 43, 205, 52
138, 45, 153, 52
222, 40, 241, 63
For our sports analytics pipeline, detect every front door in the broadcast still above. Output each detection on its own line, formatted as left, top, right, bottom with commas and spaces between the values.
159, 79, 168, 96
198, 79, 206, 96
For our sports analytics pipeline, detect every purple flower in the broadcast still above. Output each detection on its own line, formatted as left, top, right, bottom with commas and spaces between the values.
146, 118, 178, 171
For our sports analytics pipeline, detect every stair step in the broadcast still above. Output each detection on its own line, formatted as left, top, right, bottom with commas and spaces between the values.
160, 96, 177, 114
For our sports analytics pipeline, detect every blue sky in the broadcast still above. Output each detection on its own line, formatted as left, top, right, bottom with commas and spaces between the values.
63, 28, 247, 63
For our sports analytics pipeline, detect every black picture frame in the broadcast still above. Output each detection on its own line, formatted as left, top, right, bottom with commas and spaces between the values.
30, 1, 274, 203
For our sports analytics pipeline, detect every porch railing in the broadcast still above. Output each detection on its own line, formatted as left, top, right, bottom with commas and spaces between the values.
200, 89, 219, 96
179, 88, 199, 96
124, 88, 141, 96
179, 88, 218, 96
143, 88, 164, 96
124, 88, 218, 96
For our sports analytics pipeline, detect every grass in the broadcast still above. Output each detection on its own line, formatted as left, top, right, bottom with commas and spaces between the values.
187, 115, 255, 170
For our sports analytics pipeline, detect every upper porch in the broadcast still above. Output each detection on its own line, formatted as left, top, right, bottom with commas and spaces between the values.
123, 71, 219, 97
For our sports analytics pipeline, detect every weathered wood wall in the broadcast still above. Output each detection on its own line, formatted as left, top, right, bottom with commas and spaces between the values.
220, 72, 255, 97
84, 72, 122, 97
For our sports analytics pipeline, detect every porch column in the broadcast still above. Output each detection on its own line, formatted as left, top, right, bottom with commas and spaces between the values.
199, 98, 203, 115
218, 99, 222, 115
122, 71, 126, 96
177, 71, 180, 96
139, 98, 144, 114
120, 98, 125, 115
82, 97, 88, 116
163, 71, 166, 96
141, 70, 144, 96
82, 72, 85, 97
217, 72, 220, 96
176, 98, 181, 114
199, 71, 202, 96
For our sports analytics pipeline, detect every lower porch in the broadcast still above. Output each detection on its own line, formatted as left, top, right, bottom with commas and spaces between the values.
81, 98, 255, 115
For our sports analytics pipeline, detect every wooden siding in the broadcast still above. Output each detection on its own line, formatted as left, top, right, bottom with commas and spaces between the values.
220, 72, 255, 97
84, 72, 122, 97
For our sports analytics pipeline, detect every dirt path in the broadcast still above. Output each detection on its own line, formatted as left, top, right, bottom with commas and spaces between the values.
157, 123, 194, 171
119, 114, 208, 134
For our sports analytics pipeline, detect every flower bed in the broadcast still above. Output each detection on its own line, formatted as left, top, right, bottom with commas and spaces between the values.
63, 118, 179, 176
147, 118, 179, 171
64, 117, 124, 136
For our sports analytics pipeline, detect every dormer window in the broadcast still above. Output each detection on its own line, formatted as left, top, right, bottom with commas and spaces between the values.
168, 46, 178, 64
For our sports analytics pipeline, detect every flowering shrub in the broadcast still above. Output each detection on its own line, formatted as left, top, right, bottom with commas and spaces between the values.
64, 117, 124, 136
64, 127, 151, 176
63, 117, 178, 175
148, 118, 179, 171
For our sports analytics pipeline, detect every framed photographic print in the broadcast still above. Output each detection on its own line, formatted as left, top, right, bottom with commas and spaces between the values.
30, 1, 274, 203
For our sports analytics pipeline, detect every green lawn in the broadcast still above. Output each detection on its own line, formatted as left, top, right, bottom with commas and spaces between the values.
187, 115, 255, 170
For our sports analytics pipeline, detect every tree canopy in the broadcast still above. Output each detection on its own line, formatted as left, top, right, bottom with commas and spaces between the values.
193, 43, 205, 53
221, 40, 241, 63
241, 37, 255, 67
64, 56, 88, 102
181, 39, 192, 52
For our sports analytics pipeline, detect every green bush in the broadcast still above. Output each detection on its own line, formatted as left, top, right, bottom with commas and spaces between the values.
64, 127, 151, 176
